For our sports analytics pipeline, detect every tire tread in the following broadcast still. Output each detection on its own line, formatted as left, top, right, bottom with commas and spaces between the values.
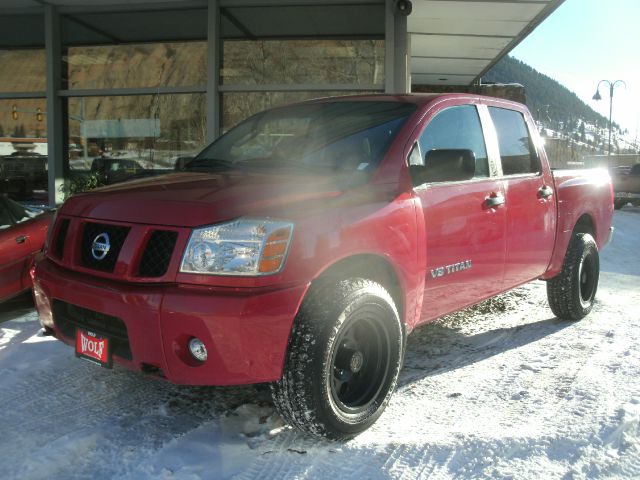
271, 278, 401, 440
547, 233, 599, 321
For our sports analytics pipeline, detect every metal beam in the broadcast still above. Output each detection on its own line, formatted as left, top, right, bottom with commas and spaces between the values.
219, 0, 383, 6
411, 55, 494, 61
44, 4, 65, 207
385, 0, 409, 94
218, 83, 383, 92
409, 32, 515, 39
220, 7, 256, 40
207, 0, 221, 143
411, 72, 477, 77
0, 92, 46, 100
63, 14, 124, 44
57, 86, 207, 97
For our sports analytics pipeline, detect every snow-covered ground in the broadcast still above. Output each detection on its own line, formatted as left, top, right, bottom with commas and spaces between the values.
1, 208, 639, 479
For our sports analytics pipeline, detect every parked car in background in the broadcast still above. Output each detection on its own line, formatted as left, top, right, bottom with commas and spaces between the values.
0, 195, 52, 302
90, 157, 145, 185
611, 163, 640, 209
34, 94, 613, 439
0, 152, 48, 199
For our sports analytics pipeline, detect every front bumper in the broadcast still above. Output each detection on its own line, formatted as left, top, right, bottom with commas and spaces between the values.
33, 258, 308, 386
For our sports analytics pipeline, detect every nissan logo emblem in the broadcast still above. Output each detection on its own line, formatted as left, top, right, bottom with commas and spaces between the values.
91, 233, 111, 260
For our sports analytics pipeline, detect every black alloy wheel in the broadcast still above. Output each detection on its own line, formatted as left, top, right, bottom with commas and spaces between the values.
547, 233, 600, 321
329, 313, 392, 416
578, 250, 598, 308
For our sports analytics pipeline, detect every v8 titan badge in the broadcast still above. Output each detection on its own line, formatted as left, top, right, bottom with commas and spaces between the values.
75, 329, 112, 368
430, 260, 473, 279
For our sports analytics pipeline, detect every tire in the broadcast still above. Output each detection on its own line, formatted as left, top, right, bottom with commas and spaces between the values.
271, 278, 403, 440
547, 233, 599, 321
614, 199, 626, 210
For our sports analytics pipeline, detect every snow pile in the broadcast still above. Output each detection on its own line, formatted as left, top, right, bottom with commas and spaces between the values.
0, 208, 639, 479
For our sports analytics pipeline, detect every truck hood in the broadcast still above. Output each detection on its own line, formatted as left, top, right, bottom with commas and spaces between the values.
61, 172, 344, 227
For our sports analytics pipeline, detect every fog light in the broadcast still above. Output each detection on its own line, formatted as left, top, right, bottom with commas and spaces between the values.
188, 337, 208, 362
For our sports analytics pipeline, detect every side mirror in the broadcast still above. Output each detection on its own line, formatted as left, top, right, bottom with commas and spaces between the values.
410, 149, 476, 185
175, 156, 194, 171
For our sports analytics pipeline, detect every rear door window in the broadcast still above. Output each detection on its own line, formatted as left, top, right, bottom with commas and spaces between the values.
488, 107, 540, 175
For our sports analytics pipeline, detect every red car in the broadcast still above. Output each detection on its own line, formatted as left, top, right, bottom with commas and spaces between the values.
0, 195, 52, 302
33, 94, 614, 439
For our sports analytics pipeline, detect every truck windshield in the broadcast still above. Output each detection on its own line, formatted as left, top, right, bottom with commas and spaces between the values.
187, 101, 415, 177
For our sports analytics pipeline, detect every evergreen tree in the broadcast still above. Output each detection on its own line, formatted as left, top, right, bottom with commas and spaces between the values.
484, 56, 613, 132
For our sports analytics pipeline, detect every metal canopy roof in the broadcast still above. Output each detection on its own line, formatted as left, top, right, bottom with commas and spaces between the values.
0, 1, 385, 47
408, 0, 563, 85
0, 0, 563, 86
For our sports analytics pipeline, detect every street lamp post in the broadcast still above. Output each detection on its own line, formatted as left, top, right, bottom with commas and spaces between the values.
592, 79, 626, 156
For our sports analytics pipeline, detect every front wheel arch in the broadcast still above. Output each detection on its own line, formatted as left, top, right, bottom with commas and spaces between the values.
309, 253, 406, 328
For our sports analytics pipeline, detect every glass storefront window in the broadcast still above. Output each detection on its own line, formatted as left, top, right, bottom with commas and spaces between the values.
65, 42, 207, 90
0, 50, 46, 92
222, 40, 384, 86
222, 91, 378, 132
66, 94, 206, 186
0, 99, 48, 201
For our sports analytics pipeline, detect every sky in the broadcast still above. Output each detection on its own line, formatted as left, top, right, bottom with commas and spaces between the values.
510, 0, 639, 138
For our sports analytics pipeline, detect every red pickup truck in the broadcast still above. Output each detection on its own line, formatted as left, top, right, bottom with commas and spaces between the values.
33, 94, 614, 439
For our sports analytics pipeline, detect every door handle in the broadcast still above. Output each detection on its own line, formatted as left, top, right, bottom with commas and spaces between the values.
538, 186, 554, 198
15, 235, 27, 244
485, 193, 505, 208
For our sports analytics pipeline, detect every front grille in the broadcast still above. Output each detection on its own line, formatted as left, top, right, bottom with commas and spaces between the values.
81, 222, 130, 272
138, 230, 178, 277
52, 300, 132, 360
52, 218, 70, 259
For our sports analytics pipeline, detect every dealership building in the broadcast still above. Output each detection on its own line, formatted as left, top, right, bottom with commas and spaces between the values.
0, 0, 563, 205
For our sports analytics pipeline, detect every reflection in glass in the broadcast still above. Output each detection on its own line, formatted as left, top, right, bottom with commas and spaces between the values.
0, 50, 46, 93
65, 42, 207, 90
193, 101, 414, 188
222, 40, 384, 86
67, 94, 206, 186
222, 91, 379, 132
0, 99, 48, 201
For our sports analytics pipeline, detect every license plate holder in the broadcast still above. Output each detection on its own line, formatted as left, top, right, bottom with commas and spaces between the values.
75, 329, 112, 368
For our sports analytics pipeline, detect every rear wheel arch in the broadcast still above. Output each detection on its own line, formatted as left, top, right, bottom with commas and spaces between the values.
573, 213, 595, 238
542, 213, 596, 281
558, 213, 596, 263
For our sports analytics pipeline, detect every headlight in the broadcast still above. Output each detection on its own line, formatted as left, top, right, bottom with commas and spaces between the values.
180, 218, 294, 276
